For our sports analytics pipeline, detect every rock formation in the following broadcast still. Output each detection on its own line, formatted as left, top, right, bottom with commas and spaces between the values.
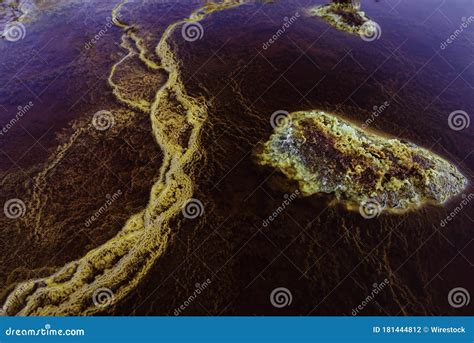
256, 110, 467, 214
308, 0, 376, 37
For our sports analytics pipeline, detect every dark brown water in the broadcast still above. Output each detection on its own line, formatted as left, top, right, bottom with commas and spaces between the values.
0, 0, 472, 315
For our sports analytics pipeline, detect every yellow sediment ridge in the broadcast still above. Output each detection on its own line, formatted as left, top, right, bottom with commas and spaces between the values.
28, 0, 150, 237
112, 0, 160, 70
28, 126, 89, 240
108, 0, 159, 113
107, 35, 151, 112
2, 0, 244, 315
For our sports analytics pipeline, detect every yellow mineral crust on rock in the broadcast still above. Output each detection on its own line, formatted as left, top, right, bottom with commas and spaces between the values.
256, 110, 467, 213
308, 1, 372, 36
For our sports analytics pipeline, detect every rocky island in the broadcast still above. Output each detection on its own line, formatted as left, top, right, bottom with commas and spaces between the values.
309, 0, 377, 38
256, 110, 467, 214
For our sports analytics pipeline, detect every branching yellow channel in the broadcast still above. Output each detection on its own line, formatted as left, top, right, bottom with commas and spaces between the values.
2, 0, 245, 316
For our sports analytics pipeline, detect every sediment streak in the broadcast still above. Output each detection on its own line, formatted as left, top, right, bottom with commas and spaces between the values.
2, 0, 244, 315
